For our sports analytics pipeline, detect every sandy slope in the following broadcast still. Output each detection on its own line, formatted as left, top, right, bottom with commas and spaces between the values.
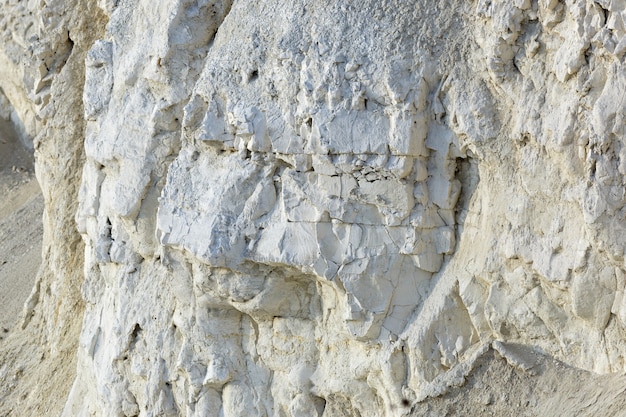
411, 345, 626, 417
0, 117, 42, 336
0, 119, 80, 417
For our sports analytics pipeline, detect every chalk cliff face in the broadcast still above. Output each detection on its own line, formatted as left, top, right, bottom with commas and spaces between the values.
1, 0, 626, 416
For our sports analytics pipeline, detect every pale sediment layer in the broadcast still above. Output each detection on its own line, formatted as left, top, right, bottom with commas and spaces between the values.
1, 1, 626, 416
0, 116, 42, 335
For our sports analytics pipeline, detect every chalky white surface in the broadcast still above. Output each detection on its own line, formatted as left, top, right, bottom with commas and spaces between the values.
1, 0, 625, 416
69, 1, 626, 415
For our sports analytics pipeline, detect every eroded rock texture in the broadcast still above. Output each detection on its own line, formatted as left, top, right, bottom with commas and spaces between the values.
1, 0, 626, 416
0, 0, 106, 415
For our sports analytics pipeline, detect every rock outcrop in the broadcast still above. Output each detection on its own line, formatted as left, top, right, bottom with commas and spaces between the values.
1, 0, 626, 416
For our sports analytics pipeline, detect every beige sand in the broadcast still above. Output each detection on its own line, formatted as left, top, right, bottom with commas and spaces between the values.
0, 117, 42, 336
0, 119, 76, 416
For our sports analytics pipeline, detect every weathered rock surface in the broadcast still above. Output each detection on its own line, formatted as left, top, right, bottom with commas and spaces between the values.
1, 0, 626, 416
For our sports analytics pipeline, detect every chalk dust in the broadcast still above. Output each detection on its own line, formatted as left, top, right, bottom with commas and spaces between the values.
0, 117, 42, 335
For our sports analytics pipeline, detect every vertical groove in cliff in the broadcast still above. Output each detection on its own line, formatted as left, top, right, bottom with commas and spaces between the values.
0, 1, 108, 416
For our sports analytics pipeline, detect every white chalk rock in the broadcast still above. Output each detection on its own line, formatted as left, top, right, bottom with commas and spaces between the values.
2, 0, 626, 416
